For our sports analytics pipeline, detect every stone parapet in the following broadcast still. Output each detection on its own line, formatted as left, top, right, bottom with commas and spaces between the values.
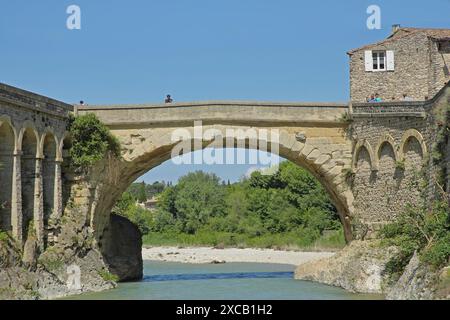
0, 83, 73, 118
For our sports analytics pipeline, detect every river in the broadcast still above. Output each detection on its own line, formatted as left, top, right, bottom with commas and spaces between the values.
67, 261, 383, 300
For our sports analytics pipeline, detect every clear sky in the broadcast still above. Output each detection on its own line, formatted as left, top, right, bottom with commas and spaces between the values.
1, 0, 449, 183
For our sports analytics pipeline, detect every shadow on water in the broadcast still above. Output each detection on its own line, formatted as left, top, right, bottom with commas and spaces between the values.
143, 271, 294, 282
63, 262, 384, 300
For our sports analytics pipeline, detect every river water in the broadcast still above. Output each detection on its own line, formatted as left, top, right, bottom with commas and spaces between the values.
69, 261, 383, 300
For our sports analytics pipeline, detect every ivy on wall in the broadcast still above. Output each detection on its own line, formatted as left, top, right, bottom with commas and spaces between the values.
68, 113, 121, 170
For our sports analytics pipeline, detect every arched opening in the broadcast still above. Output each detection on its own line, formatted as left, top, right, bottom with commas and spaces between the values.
372, 141, 398, 222
42, 133, 57, 226
21, 128, 38, 239
378, 142, 396, 171
354, 146, 372, 173
0, 122, 15, 232
352, 146, 373, 236
400, 136, 425, 204
403, 136, 424, 169
61, 136, 72, 209
107, 147, 347, 252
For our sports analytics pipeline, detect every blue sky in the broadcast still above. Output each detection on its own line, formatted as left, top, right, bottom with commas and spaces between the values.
1, 0, 449, 183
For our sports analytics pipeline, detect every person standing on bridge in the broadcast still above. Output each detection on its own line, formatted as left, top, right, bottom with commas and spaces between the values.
165, 94, 173, 104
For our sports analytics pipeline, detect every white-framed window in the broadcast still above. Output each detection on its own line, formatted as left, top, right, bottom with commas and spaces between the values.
372, 51, 386, 71
364, 50, 394, 72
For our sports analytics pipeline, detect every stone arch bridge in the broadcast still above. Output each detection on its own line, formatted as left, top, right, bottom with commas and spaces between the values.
0, 82, 447, 250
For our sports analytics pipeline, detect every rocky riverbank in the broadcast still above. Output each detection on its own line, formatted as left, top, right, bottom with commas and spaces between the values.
294, 240, 450, 300
0, 212, 143, 300
0, 234, 115, 300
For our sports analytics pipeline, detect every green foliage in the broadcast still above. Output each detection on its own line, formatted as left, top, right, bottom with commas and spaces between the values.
68, 113, 120, 168
38, 256, 64, 272
381, 200, 450, 274
98, 270, 119, 282
421, 233, 450, 267
395, 160, 406, 171
127, 181, 167, 200
0, 231, 9, 242
431, 103, 449, 187
136, 162, 343, 249
136, 182, 147, 203
112, 192, 154, 235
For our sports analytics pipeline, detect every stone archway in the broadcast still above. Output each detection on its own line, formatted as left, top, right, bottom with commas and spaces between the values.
19, 126, 39, 242
41, 132, 57, 228
78, 124, 354, 250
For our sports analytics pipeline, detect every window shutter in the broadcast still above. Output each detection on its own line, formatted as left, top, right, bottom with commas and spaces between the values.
364, 50, 373, 71
386, 50, 395, 70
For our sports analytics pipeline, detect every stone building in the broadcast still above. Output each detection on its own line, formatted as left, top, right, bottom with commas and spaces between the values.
348, 26, 450, 102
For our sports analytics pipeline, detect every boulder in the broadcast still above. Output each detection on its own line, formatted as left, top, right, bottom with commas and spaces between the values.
101, 214, 143, 282
386, 252, 438, 300
295, 240, 398, 294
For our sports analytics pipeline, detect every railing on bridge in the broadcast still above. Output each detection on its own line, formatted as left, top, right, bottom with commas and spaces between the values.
351, 82, 450, 118
351, 100, 430, 118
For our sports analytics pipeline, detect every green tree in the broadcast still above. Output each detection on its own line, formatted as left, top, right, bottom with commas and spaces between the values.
173, 171, 227, 233
136, 182, 147, 203
112, 191, 153, 235
122, 162, 345, 249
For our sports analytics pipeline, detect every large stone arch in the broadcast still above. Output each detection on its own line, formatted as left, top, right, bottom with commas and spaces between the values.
86, 125, 354, 246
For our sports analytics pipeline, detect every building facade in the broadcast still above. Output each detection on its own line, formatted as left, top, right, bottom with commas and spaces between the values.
348, 26, 450, 102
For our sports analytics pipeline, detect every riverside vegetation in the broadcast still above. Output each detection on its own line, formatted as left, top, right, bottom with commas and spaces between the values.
113, 161, 346, 250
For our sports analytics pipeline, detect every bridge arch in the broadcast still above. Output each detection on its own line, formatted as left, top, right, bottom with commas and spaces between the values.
92, 125, 354, 244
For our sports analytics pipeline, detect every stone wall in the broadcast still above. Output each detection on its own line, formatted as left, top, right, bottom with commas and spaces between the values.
430, 40, 450, 99
350, 84, 450, 236
0, 83, 72, 246
349, 31, 450, 102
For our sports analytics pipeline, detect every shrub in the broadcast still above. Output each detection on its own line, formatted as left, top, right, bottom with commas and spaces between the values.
98, 270, 119, 282
395, 160, 405, 170
0, 231, 9, 242
381, 200, 450, 273
69, 113, 120, 169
